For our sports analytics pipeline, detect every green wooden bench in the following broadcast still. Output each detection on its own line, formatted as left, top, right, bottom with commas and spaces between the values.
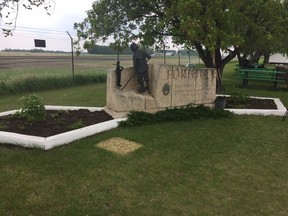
235, 66, 288, 90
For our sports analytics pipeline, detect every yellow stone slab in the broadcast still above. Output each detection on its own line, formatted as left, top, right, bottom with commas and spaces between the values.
96, 137, 142, 155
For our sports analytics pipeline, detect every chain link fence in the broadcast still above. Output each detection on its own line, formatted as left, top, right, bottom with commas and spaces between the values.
0, 26, 116, 78
0, 26, 123, 94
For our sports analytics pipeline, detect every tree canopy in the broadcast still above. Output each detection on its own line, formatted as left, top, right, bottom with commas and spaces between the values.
0, 0, 55, 35
75, 0, 288, 79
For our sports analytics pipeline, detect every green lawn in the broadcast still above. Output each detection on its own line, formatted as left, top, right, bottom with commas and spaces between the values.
0, 60, 287, 215
0, 116, 287, 215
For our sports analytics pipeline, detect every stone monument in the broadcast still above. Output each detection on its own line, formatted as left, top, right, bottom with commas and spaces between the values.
105, 64, 217, 118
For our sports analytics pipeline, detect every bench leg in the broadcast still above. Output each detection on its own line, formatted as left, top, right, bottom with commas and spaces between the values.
242, 79, 248, 88
273, 81, 277, 90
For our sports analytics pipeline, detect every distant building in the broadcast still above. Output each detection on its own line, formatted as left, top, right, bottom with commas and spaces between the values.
269, 53, 288, 64
152, 50, 177, 56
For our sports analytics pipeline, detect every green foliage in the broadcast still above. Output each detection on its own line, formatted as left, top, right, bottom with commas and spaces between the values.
119, 105, 233, 127
229, 87, 249, 104
74, 0, 288, 76
68, 120, 86, 130
18, 94, 46, 122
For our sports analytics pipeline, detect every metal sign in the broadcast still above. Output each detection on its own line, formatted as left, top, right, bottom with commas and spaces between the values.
34, 39, 46, 48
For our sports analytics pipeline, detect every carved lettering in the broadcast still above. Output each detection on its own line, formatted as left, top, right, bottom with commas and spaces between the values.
181, 69, 187, 79
166, 68, 196, 80
173, 69, 180, 79
166, 69, 173, 80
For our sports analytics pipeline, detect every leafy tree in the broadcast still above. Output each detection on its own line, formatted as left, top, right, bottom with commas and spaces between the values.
74, 0, 288, 86
231, 0, 288, 66
0, 0, 55, 35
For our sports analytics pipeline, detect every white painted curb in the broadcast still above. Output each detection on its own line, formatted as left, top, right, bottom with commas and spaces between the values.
0, 99, 286, 150
217, 95, 287, 116
0, 106, 126, 150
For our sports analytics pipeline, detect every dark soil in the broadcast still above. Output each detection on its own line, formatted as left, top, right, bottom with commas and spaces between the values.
0, 97, 278, 137
0, 109, 113, 137
217, 96, 278, 109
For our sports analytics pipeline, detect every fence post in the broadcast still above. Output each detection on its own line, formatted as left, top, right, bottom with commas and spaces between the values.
66, 31, 75, 80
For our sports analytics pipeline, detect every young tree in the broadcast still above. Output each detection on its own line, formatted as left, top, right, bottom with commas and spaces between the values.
74, 0, 288, 86
0, 0, 55, 35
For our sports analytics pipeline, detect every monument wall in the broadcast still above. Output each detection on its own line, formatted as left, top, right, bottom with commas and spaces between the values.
105, 64, 216, 117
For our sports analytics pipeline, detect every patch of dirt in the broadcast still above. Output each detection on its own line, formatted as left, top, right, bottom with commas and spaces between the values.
96, 137, 142, 155
0, 109, 113, 137
217, 96, 278, 109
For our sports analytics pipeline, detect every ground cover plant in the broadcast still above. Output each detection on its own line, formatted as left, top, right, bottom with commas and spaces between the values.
0, 57, 287, 215
119, 105, 233, 127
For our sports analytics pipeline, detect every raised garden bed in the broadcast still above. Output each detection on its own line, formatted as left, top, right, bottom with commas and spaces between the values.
216, 95, 286, 116
0, 106, 126, 150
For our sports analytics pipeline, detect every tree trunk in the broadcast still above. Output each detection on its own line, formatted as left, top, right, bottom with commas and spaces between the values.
250, 50, 263, 64
195, 44, 240, 92
263, 53, 270, 64
194, 42, 214, 68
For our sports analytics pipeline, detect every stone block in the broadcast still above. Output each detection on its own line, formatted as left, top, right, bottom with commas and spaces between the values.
105, 64, 217, 117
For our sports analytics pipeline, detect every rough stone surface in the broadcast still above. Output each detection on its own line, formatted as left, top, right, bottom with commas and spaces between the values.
106, 64, 216, 117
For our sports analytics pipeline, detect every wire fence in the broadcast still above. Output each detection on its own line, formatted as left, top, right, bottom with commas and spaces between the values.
0, 26, 111, 78
0, 26, 201, 80
0, 25, 74, 52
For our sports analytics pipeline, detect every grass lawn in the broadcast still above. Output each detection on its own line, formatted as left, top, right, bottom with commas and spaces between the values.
0, 116, 287, 215
0, 60, 287, 215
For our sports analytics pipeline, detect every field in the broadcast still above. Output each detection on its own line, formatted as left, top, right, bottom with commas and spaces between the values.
0, 52, 203, 94
0, 52, 200, 76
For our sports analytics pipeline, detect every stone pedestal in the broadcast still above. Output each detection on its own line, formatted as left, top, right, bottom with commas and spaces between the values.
105, 64, 216, 118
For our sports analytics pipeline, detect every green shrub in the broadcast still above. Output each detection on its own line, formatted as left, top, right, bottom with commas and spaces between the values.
119, 105, 233, 127
18, 94, 46, 122
228, 87, 249, 104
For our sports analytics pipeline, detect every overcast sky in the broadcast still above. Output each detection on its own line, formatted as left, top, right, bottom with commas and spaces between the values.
3, 0, 95, 33
0, 0, 97, 51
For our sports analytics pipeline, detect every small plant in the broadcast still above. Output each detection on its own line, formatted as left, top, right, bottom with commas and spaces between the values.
18, 94, 46, 122
68, 120, 86, 130
229, 87, 249, 104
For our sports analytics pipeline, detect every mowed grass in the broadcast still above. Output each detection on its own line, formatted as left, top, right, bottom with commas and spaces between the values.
0, 116, 287, 215
0, 56, 287, 215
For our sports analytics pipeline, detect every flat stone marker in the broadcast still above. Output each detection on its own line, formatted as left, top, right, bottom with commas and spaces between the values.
96, 137, 142, 155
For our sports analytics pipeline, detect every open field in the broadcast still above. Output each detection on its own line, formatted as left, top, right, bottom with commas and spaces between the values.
0, 53, 200, 83
0, 53, 203, 95
0, 52, 200, 71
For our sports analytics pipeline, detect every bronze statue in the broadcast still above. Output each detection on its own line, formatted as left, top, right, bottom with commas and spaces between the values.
115, 60, 123, 87
130, 43, 151, 93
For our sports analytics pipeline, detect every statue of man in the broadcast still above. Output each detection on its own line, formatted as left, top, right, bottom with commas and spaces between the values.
130, 43, 151, 93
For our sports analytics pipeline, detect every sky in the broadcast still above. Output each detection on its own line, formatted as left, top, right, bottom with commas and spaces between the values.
6, 0, 95, 32
0, 0, 96, 51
